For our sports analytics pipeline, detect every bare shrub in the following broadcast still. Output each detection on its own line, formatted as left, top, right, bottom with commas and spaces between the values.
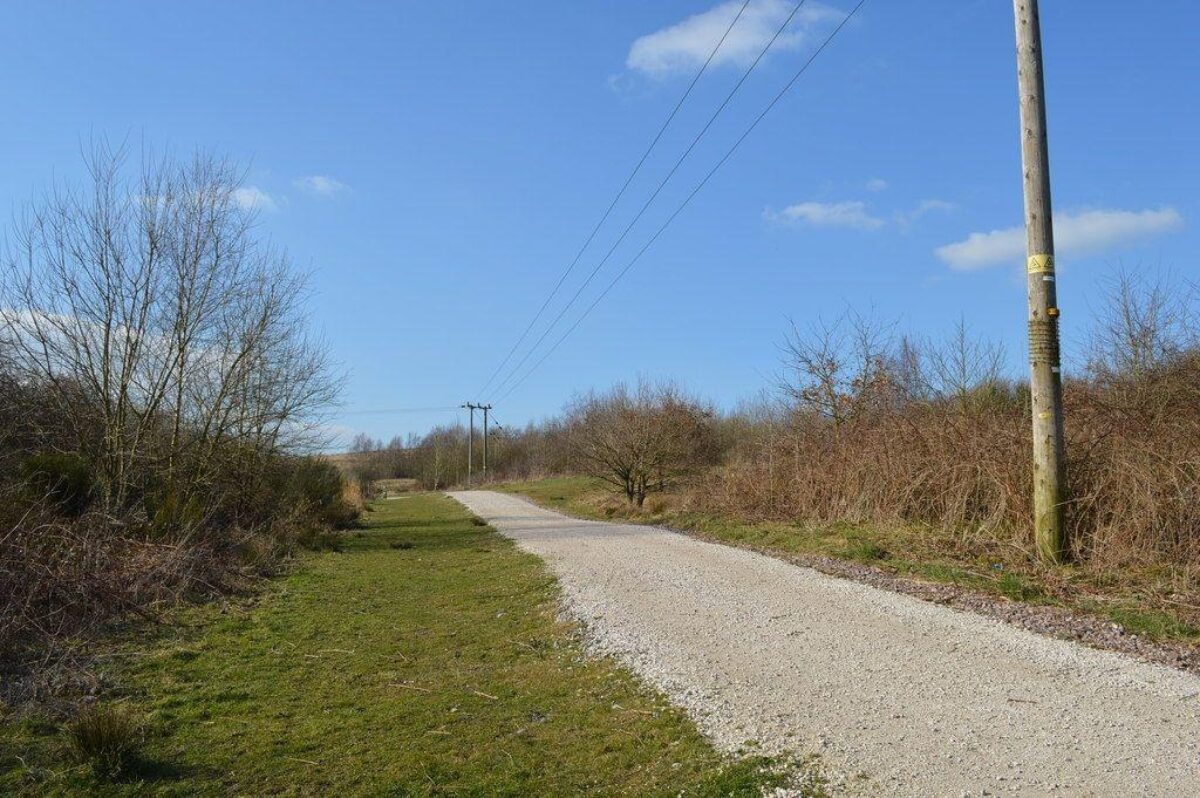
0, 493, 251, 690
708, 271, 1200, 570
1069, 271, 1200, 565
778, 309, 899, 426
566, 380, 718, 506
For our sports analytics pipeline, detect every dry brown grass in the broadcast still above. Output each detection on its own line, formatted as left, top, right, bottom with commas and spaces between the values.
0, 506, 251, 702
706, 381, 1200, 564
341, 477, 366, 513
699, 274, 1200, 626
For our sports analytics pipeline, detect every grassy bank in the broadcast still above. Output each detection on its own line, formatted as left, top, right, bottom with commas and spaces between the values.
1, 494, 799, 796
495, 477, 1200, 649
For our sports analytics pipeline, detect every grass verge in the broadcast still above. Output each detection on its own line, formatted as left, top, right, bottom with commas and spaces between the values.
1, 493, 805, 796
494, 477, 1200, 650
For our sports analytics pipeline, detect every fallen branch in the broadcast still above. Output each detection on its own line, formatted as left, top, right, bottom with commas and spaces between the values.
394, 682, 432, 693
284, 757, 321, 766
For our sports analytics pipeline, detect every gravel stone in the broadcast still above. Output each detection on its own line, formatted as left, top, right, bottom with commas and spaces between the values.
452, 490, 1200, 796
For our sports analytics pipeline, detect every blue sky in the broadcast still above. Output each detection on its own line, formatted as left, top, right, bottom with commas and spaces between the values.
2, 1, 1196, 445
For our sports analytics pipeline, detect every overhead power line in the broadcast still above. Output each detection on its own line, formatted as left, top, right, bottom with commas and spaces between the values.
486, 0, 815, 403
339, 406, 461, 416
475, 0, 755, 399
496, 0, 870, 403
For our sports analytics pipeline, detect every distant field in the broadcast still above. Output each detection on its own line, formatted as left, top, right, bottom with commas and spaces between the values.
373, 477, 419, 496
1, 494, 793, 796
319, 451, 365, 472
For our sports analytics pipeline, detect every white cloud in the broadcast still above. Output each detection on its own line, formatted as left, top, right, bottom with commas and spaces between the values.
895, 198, 955, 229
627, 0, 841, 78
768, 197, 955, 234
767, 200, 884, 230
866, 178, 888, 193
294, 175, 349, 197
935, 207, 1184, 271
232, 186, 277, 212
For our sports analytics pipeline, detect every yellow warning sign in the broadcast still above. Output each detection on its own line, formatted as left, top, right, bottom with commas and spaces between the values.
1027, 254, 1055, 274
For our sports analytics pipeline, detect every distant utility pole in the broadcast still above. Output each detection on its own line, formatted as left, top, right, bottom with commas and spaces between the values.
462, 403, 478, 487
481, 404, 492, 480
1013, 0, 1067, 563
461, 403, 493, 487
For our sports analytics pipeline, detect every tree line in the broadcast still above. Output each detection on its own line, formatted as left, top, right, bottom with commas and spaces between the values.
354, 270, 1200, 571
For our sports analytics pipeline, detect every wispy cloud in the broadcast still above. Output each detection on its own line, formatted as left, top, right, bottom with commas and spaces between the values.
935, 207, 1184, 271
866, 178, 888, 193
232, 186, 277, 212
627, 0, 841, 78
766, 200, 884, 230
294, 175, 349, 197
767, 197, 954, 233
895, 199, 955, 230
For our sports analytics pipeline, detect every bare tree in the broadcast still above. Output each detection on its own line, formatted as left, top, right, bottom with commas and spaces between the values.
778, 309, 897, 426
567, 380, 717, 506
0, 141, 339, 516
350, 433, 381, 453
925, 318, 1007, 411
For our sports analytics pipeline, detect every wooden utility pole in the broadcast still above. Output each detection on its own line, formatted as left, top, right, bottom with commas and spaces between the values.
481, 404, 492, 481
1013, 0, 1067, 563
462, 403, 477, 487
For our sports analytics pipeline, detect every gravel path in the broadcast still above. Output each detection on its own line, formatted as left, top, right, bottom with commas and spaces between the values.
451, 491, 1200, 796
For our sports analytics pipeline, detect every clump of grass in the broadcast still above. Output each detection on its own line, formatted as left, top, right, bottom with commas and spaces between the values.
645, 497, 668, 515
843, 540, 889, 562
66, 703, 142, 780
995, 571, 1047, 603
296, 525, 343, 552
691, 755, 797, 797
1101, 605, 1200, 641
389, 540, 415, 550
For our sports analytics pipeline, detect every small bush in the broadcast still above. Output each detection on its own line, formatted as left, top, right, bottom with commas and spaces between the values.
21, 453, 92, 516
66, 703, 142, 780
296, 525, 343, 552
234, 534, 286, 575
148, 491, 207, 540
291, 457, 361, 530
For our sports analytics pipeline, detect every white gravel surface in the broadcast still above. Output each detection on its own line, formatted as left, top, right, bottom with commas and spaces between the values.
451, 490, 1200, 796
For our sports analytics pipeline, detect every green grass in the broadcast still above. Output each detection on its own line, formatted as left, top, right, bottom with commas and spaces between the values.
495, 476, 601, 515
494, 477, 1200, 649
1086, 602, 1200, 641
1, 493, 804, 796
